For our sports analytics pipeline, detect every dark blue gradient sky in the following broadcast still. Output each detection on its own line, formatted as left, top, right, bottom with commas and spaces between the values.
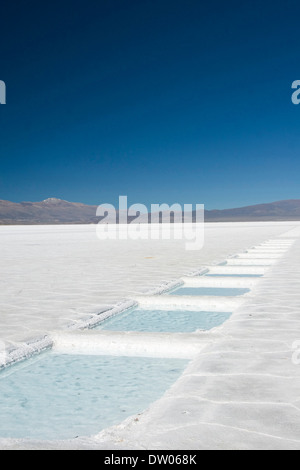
1, 0, 300, 209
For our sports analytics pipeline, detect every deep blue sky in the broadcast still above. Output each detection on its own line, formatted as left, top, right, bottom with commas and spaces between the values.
1, 0, 300, 209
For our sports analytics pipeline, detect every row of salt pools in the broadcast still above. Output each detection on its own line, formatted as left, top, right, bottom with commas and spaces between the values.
0, 239, 293, 441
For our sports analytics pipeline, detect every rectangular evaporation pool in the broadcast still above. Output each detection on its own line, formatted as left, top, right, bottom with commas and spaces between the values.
0, 352, 187, 441
205, 274, 262, 278
96, 308, 231, 333
169, 287, 250, 296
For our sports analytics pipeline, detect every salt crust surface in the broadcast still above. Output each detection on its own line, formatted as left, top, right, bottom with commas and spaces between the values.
1, 222, 300, 449
0, 222, 295, 344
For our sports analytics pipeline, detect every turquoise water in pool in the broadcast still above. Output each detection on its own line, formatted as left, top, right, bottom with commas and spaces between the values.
169, 287, 249, 296
0, 352, 187, 440
205, 274, 262, 277
96, 308, 231, 333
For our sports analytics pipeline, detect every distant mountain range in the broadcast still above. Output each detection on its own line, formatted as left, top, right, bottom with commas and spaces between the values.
0, 198, 300, 225
203, 199, 300, 222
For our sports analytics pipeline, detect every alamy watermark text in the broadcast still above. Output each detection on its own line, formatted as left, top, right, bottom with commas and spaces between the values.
292, 80, 300, 105
96, 196, 204, 251
0, 80, 6, 104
